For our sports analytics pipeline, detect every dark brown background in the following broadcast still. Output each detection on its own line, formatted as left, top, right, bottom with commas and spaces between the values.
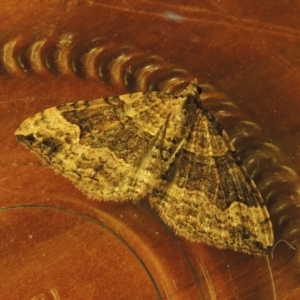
1, 1, 300, 299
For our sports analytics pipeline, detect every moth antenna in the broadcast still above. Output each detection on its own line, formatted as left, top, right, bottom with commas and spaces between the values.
271, 239, 297, 259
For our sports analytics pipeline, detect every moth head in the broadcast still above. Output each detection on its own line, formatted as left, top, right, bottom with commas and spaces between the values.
175, 79, 202, 99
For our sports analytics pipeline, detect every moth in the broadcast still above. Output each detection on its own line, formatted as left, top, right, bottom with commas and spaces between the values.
15, 80, 274, 256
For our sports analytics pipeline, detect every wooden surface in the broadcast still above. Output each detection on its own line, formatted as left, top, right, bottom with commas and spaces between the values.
1, 1, 300, 299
